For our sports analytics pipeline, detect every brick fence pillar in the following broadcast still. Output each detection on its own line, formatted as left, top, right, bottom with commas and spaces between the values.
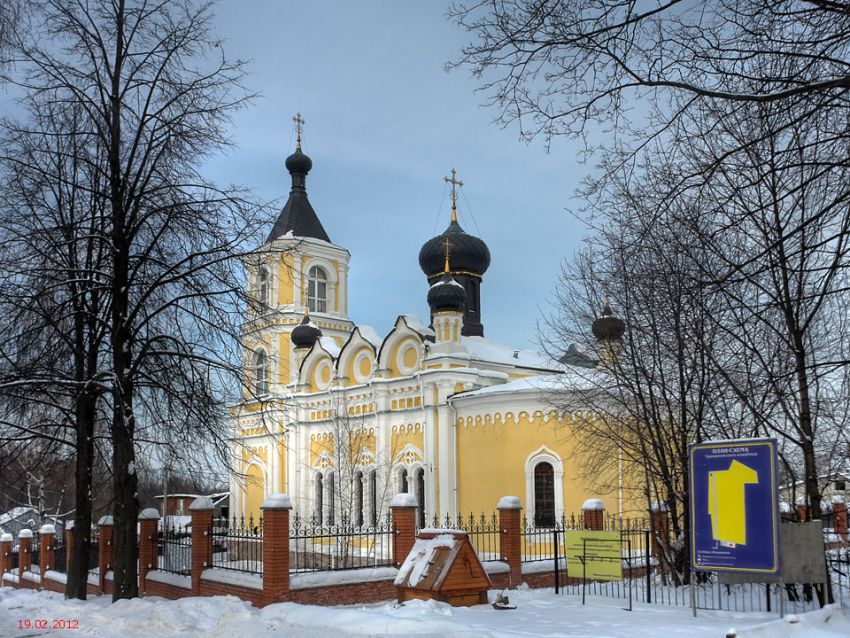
0, 533, 12, 579
833, 498, 848, 546
650, 503, 670, 558
261, 493, 291, 606
391, 493, 418, 567
189, 497, 214, 595
582, 499, 605, 531
18, 529, 33, 585
138, 508, 160, 595
795, 503, 809, 522
39, 525, 56, 584
497, 496, 522, 588
97, 516, 114, 592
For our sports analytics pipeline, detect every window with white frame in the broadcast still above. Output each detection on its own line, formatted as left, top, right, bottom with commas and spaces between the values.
253, 349, 269, 395
257, 266, 270, 307
533, 462, 556, 527
525, 448, 565, 528
307, 266, 328, 313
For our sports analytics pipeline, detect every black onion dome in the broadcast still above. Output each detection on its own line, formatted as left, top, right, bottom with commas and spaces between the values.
285, 147, 313, 175
291, 313, 322, 349
592, 300, 626, 341
419, 219, 491, 277
428, 273, 467, 313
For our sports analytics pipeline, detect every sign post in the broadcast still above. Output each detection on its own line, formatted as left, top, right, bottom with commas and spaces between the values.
689, 439, 781, 614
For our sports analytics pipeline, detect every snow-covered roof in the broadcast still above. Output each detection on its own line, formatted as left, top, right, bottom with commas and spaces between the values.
357, 325, 382, 348
394, 533, 464, 589
455, 370, 604, 400
318, 336, 342, 359
399, 315, 434, 337
460, 336, 558, 371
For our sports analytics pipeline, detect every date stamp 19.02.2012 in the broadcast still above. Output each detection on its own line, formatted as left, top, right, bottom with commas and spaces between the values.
17, 618, 79, 630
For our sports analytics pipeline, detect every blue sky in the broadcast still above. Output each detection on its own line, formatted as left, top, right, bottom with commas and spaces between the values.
207, 1, 591, 349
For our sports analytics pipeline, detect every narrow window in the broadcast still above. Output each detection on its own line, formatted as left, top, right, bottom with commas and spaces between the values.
253, 350, 269, 395
400, 468, 408, 494
534, 462, 556, 527
415, 468, 425, 529
354, 471, 364, 527
369, 470, 377, 526
307, 266, 328, 313
328, 472, 336, 526
258, 266, 270, 306
315, 474, 323, 524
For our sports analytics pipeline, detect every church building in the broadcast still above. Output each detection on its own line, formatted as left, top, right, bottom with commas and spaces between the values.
230, 121, 640, 527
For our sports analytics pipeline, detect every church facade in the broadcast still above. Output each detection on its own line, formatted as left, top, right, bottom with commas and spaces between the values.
230, 128, 641, 527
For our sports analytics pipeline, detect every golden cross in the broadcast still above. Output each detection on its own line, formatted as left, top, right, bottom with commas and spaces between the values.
443, 168, 463, 220
293, 113, 305, 148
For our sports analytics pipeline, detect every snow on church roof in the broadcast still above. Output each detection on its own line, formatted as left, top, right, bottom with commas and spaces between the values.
356, 325, 382, 348
455, 370, 604, 400
460, 336, 558, 371
318, 336, 341, 358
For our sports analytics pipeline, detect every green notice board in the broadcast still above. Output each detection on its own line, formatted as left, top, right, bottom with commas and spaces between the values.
564, 530, 622, 581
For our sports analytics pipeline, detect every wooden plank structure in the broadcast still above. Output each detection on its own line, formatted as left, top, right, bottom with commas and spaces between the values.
394, 529, 491, 606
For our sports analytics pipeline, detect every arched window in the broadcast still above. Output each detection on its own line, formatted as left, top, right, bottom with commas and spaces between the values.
307, 266, 328, 313
415, 468, 425, 529
327, 472, 336, 525
369, 470, 377, 526
534, 462, 556, 527
315, 473, 324, 524
253, 349, 269, 395
399, 468, 409, 494
354, 471, 364, 527
257, 266, 270, 306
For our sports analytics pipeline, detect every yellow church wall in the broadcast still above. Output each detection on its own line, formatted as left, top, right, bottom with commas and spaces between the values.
278, 332, 291, 383
388, 337, 420, 378
391, 425, 424, 462
310, 432, 334, 467
455, 411, 638, 517
278, 253, 295, 306
244, 463, 265, 525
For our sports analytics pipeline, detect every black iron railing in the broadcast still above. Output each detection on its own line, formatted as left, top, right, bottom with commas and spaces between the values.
158, 523, 191, 575
290, 512, 394, 573
427, 512, 501, 561
211, 515, 263, 575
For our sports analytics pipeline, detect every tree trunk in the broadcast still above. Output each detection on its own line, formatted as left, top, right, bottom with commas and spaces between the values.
66, 390, 95, 599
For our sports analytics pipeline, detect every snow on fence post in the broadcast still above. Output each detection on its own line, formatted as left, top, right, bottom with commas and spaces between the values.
97, 516, 114, 593
18, 529, 33, 584
497, 496, 522, 588
39, 524, 56, 584
261, 493, 291, 606
582, 499, 605, 531
138, 509, 160, 595
833, 497, 848, 546
189, 497, 214, 595
0, 533, 11, 578
390, 493, 418, 567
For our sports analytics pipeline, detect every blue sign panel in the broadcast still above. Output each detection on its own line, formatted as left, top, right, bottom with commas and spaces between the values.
689, 439, 780, 574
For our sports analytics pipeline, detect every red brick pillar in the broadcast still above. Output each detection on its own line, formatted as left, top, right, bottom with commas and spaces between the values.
582, 499, 605, 531
497, 496, 522, 588
795, 503, 809, 522
0, 533, 12, 579
189, 497, 214, 595
391, 493, 418, 567
18, 529, 33, 586
39, 525, 56, 584
97, 516, 114, 592
833, 499, 848, 546
138, 508, 160, 595
261, 493, 292, 606
650, 504, 670, 558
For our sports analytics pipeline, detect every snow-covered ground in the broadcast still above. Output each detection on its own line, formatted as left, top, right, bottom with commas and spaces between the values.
1, 585, 848, 637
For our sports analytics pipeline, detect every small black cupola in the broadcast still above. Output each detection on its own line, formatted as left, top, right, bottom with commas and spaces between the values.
427, 253, 467, 314
291, 311, 323, 349
591, 298, 626, 342
266, 113, 331, 244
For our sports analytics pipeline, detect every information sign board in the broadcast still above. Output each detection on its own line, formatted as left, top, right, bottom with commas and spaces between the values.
564, 530, 622, 581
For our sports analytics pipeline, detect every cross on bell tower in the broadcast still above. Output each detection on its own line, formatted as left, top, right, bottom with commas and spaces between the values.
443, 168, 463, 222
293, 112, 305, 148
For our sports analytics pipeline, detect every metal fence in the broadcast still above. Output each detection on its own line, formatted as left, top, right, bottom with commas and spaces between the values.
51, 533, 66, 573
158, 523, 191, 575
426, 512, 501, 561
211, 515, 263, 575
290, 512, 394, 573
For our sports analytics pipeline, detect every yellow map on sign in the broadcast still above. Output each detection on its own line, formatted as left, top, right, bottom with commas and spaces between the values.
708, 460, 758, 547
564, 530, 622, 581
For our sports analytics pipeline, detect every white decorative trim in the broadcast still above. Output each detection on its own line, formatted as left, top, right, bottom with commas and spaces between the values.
394, 443, 424, 466
524, 445, 565, 525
